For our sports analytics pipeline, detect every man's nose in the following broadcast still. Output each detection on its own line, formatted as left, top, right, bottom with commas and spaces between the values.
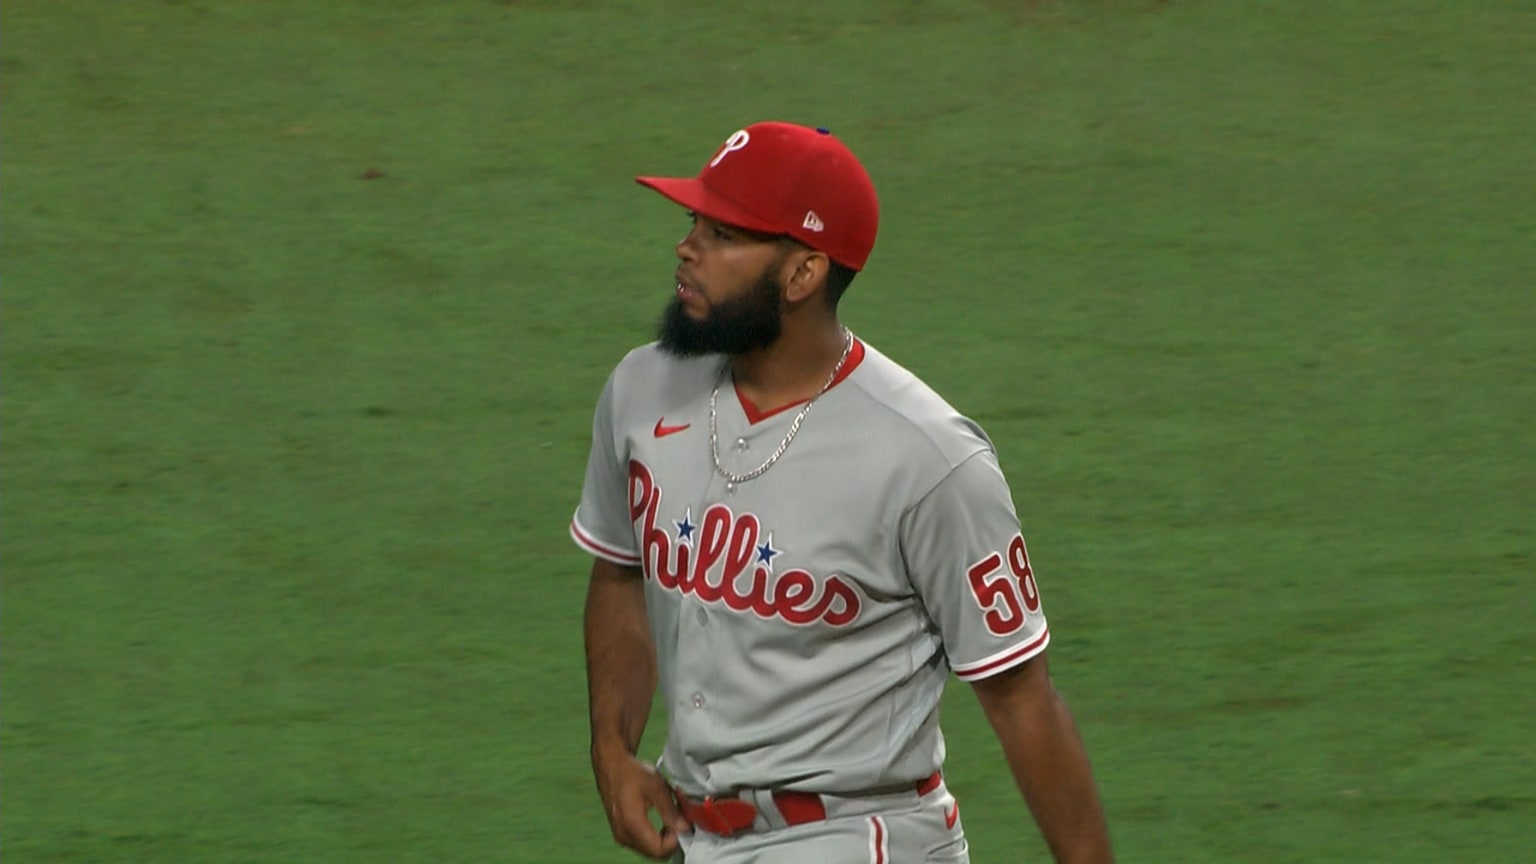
675, 227, 700, 261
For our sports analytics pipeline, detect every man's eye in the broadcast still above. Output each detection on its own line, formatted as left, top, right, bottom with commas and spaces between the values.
713, 225, 733, 240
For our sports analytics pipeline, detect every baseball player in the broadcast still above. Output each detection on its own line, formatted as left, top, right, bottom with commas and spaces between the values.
572, 121, 1113, 863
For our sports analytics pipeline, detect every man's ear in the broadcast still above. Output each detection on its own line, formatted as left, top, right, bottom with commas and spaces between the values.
781, 249, 830, 306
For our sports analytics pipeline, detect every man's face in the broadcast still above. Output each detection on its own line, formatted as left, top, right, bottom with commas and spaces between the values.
658, 213, 789, 357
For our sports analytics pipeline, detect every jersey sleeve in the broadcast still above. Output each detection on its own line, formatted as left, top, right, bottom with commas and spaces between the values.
900, 449, 1049, 682
569, 370, 641, 567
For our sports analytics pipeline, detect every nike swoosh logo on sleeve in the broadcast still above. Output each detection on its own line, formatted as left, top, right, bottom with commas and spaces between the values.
654, 419, 691, 438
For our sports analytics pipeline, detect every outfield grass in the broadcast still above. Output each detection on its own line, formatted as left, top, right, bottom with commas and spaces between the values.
4, 2, 1533, 861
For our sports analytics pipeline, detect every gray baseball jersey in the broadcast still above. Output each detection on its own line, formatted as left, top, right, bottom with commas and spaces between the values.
570, 337, 1049, 797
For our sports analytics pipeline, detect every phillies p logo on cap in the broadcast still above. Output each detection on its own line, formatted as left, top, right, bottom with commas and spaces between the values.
636, 121, 880, 271
709, 129, 752, 168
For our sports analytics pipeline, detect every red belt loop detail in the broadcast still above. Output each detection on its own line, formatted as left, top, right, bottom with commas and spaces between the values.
916, 771, 943, 796
678, 795, 758, 836
771, 791, 827, 825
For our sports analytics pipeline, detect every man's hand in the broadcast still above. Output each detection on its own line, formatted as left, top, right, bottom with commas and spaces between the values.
593, 749, 692, 860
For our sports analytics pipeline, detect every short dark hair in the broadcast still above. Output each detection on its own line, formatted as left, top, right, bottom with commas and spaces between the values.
824, 260, 858, 306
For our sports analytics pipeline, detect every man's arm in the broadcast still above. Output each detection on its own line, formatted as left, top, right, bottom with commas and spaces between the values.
971, 652, 1113, 864
585, 557, 690, 860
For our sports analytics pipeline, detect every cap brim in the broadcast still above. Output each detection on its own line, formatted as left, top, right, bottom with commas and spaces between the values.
635, 176, 782, 235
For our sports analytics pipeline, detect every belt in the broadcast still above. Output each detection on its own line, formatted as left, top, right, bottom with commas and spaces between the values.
676, 771, 943, 837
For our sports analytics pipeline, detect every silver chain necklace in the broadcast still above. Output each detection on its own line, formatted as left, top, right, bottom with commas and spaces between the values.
709, 329, 854, 488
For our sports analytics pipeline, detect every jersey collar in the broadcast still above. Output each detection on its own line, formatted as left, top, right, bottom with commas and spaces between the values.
734, 338, 867, 425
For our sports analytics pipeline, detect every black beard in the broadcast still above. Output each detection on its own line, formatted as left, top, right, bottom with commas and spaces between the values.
657, 268, 783, 357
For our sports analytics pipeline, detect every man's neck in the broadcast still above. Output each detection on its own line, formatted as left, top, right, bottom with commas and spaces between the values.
728, 320, 849, 412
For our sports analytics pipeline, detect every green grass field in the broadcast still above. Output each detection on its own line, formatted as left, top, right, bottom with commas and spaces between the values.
5, 1, 1534, 861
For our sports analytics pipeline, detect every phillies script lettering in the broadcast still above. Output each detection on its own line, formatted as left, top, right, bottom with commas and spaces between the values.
629, 460, 861, 627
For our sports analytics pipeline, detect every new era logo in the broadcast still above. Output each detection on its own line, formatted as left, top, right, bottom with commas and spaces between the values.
802, 210, 825, 232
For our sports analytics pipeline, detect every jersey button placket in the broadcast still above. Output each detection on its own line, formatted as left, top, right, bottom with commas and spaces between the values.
724, 437, 749, 496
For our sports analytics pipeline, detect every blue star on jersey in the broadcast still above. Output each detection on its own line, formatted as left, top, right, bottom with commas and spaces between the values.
675, 508, 695, 544
757, 533, 781, 567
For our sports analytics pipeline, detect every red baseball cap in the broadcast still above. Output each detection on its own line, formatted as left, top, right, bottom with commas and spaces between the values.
637, 121, 880, 271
